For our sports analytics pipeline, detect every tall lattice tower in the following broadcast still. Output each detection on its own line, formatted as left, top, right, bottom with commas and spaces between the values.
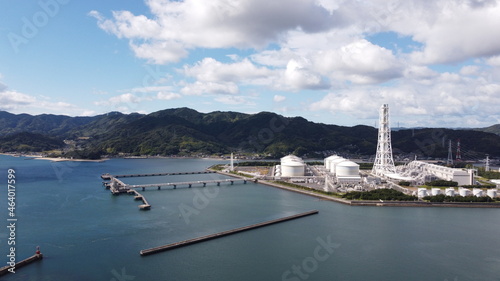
372, 104, 396, 176
447, 139, 453, 166
456, 139, 462, 161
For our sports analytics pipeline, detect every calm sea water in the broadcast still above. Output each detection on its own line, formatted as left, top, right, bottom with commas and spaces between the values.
1, 155, 499, 281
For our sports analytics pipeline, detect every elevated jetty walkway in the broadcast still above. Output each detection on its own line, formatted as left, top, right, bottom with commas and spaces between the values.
101, 171, 216, 180
127, 189, 151, 210
140, 210, 319, 256
130, 178, 249, 191
102, 170, 256, 210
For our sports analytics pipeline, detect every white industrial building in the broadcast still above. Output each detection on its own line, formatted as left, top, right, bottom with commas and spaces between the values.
324, 155, 361, 184
401, 161, 474, 186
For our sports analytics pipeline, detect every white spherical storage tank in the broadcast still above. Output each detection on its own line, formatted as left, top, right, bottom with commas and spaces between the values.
281, 161, 305, 177
335, 161, 360, 177
329, 157, 347, 174
281, 155, 303, 163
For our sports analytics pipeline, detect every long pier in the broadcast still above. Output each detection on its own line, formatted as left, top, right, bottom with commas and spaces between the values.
130, 178, 249, 191
127, 189, 151, 210
140, 210, 319, 256
102, 170, 255, 210
101, 171, 216, 180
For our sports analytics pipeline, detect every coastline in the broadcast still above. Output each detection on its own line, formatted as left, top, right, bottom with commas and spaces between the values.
211, 169, 500, 208
33, 157, 108, 163
0, 153, 107, 162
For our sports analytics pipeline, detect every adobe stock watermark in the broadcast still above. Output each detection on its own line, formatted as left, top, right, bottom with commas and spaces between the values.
108, 64, 170, 113
365, 1, 403, 33
178, 181, 221, 225
238, 115, 290, 152
7, 0, 70, 54
109, 267, 135, 281
413, 128, 447, 157
281, 234, 340, 281
51, 159, 80, 182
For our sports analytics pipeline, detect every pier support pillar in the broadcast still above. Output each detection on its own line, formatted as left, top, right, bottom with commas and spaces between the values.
203, 183, 206, 187
189, 184, 192, 188
217, 182, 220, 186
244, 180, 247, 184
142, 187, 145, 191
173, 185, 176, 189
230, 181, 234, 185
158, 186, 161, 190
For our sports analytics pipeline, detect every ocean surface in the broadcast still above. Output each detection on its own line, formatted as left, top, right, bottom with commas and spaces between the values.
1, 155, 499, 281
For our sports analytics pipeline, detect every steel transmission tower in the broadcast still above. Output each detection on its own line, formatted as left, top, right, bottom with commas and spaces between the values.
447, 139, 453, 166
456, 139, 461, 161
372, 104, 396, 176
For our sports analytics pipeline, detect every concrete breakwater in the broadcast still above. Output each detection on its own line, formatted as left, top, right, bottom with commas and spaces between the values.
140, 210, 319, 256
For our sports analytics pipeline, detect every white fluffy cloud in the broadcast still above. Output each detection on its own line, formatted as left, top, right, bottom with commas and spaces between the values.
310, 68, 500, 126
157, 92, 181, 100
274, 95, 286, 102
281, 59, 329, 90
89, 0, 500, 126
0, 90, 37, 110
0, 90, 84, 116
90, 0, 336, 63
95, 91, 182, 113
183, 57, 273, 84
180, 81, 239, 96
313, 39, 403, 84
406, 2, 500, 64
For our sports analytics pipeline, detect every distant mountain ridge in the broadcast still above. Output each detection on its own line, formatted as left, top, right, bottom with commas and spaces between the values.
0, 108, 499, 158
475, 124, 500, 136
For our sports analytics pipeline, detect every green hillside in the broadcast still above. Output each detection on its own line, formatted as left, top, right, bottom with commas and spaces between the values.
1, 108, 499, 159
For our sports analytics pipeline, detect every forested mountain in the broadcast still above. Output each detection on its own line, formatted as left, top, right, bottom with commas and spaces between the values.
475, 124, 500, 136
0, 108, 499, 159
0, 111, 96, 136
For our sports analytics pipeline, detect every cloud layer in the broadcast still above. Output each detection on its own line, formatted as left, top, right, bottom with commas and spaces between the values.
84, 0, 500, 126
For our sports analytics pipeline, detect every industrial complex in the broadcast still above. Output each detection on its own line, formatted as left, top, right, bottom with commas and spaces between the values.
232, 104, 500, 201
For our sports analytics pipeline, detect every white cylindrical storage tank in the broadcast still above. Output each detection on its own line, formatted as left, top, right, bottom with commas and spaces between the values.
281, 155, 303, 164
281, 162, 305, 177
330, 157, 347, 174
473, 188, 484, 197
445, 188, 455, 197
487, 189, 497, 198
431, 188, 442, 196
336, 161, 360, 177
418, 188, 428, 198
459, 188, 471, 197
324, 155, 341, 170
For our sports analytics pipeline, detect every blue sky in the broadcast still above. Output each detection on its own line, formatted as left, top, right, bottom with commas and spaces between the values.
1, 0, 500, 128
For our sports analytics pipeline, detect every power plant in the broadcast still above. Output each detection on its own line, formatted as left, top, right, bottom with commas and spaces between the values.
257, 104, 499, 199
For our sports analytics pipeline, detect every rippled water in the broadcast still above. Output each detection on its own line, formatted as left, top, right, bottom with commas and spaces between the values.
1, 155, 499, 281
